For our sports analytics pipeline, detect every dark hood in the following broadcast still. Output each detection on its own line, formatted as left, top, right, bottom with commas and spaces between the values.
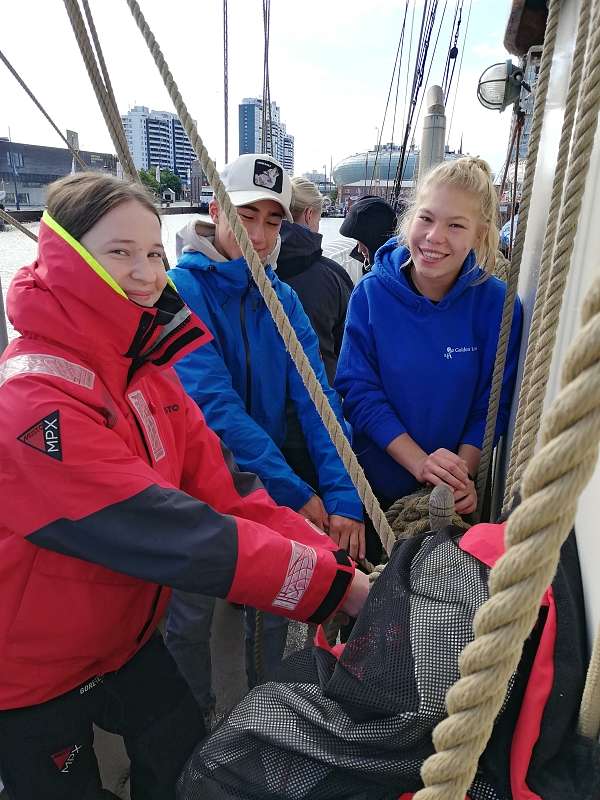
277, 220, 323, 280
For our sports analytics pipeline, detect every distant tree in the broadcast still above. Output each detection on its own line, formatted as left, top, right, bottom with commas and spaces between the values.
139, 169, 159, 195
329, 187, 338, 203
159, 169, 182, 198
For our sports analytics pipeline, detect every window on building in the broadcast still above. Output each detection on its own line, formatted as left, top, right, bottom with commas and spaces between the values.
6, 151, 24, 169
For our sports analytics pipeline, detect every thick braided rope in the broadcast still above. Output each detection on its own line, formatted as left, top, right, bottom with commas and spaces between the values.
0, 208, 38, 242
579, 621, 600, 739
504, 0, 593, 508
474, 0, 560, 516
124, 0, 395, 555
79, 0, 139, 181
63, 0, 139, 180
505, 0, 600, 505
413, 272, 600, 800
0, 48, 88, 171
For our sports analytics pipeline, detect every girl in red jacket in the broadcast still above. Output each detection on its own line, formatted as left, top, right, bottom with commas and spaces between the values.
0, 172, 368, 800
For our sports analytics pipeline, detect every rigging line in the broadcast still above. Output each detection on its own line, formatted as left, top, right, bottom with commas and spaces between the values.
261, 0, 273, 156
395, 0, 418, 196
370, 1, 410, 189
410, 0, 450, 150
393, 0, 432, 195
446, 0, 472, 146
507, 121, 522, 261
223, 0, 229, 163
441, 0, 461, 98
0, 48, 88, 170
443, 0, 463, 101
80, 0, 135, 178
395, 0, 440, 194
406, 1, 440, 155
443, 1, 463, 101
386, 26, 406, 193
369, 11, 405, 189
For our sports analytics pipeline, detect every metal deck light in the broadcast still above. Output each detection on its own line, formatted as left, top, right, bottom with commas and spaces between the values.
477, 61, 530, 112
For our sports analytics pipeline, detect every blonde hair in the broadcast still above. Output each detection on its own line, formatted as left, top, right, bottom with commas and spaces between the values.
46, 171, 160, 242
400, 156, 500, 274
289, 176, 323, 221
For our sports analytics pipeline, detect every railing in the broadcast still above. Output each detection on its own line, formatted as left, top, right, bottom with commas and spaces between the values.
322, 237, 361, 284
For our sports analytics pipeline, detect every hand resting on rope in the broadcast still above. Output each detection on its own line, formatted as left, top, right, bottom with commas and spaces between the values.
416, 448, 469, 490
453, 477, 477, 515
386, 434, 469, 491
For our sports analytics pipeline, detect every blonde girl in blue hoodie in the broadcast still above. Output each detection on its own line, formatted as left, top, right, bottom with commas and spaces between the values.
335, 157, 522, 518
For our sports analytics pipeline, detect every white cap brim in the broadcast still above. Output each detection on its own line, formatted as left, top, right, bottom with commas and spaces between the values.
228, 189, 293, 222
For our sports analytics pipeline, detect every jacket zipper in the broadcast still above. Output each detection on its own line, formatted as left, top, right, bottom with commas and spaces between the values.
240, 285, 252, 413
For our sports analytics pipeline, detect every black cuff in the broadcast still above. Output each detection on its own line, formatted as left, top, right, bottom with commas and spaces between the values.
307, 549, 353, 623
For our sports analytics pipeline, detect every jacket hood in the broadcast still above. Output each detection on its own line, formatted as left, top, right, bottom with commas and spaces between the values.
176, 216, 281, 266
277, 220, 323, 280
370, 241, 484, 311
7, 213, 211, 387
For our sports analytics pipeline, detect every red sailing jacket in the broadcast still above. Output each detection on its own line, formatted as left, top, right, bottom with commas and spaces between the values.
0, 213, 354, 710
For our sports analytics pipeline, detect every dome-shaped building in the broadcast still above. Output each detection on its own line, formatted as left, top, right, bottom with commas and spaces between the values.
332, 145, 419, 186
333, 144, 463, 208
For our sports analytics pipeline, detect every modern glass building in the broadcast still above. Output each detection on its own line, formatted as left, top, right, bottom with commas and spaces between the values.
332, 144, 462, 188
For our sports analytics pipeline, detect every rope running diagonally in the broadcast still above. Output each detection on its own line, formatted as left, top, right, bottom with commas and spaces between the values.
0, 208, 38, 243
80, 0, 138, 180
413, 269, 600, 799
62, 0, 139, 181
0, 48, 88, 171
504, 0, 599, 508
474, 0, 561, 517
123, 0, 396, 555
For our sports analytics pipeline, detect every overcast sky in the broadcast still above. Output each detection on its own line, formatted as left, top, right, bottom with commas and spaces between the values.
1, 0, 514, 176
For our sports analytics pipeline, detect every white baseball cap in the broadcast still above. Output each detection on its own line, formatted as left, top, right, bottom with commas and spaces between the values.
219, 154, 293, 221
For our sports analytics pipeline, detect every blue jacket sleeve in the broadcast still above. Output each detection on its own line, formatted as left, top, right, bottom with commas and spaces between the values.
335, 281, 408, 450
172, 272, 314, 512
460, 295, 524, 448
285, 289, 363, 522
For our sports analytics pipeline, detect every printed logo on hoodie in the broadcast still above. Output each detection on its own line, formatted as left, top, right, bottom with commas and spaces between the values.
443, 345, 478, 360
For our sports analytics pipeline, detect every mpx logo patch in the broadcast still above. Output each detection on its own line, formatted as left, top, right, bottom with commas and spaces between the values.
17, 410, 62, 460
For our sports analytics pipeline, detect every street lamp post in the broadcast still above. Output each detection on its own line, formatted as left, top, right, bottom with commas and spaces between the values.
7, 128, 20, 211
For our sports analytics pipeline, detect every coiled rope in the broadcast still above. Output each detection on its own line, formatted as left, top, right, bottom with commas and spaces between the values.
504, 0, 599, 509
122, 0, 395, 555
474, 0, 560, 518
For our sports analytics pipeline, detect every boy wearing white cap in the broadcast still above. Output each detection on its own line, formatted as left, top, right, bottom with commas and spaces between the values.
167, 154, 364, 718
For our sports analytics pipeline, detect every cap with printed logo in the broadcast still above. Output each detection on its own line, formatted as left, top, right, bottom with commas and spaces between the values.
220, 154, 293, 221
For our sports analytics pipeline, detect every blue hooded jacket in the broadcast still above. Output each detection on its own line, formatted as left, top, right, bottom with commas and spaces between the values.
335, 242, 523, 500
169, 236, 362, 521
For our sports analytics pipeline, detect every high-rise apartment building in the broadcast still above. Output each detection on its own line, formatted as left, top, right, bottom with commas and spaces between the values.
121, 106, 195, 183
238, 98, 294, 174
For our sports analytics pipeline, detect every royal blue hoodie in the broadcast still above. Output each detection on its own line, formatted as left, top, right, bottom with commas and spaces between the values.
335, 242, 523, 500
